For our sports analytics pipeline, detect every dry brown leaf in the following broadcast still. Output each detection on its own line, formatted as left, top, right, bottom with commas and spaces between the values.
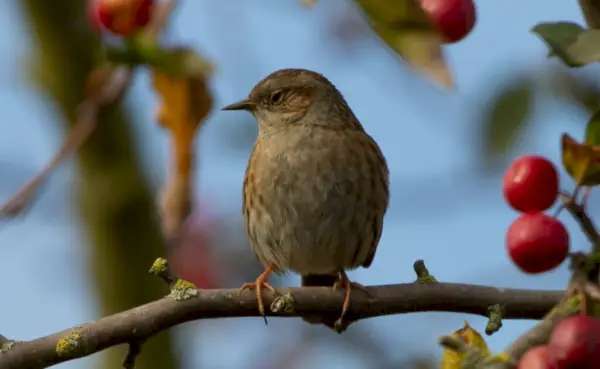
151, 68, 212, 240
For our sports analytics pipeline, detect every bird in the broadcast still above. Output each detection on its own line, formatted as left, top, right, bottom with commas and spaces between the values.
221, 68, 390, 331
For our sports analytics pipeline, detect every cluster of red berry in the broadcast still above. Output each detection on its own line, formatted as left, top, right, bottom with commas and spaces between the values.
503, 155, 568, 274
502, 156, 600, 368
88, 0, 478, 44
88, 0, 154, 36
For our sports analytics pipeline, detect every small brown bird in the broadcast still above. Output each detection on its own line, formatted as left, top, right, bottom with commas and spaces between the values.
222, 68, 389, 330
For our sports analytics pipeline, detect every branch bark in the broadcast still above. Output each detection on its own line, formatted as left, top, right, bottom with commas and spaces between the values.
564, 199, 600, 248
0, 283, 563, 369
579, 0, 600, 28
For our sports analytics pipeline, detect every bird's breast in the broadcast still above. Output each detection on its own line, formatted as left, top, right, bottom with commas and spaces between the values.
243, 127, 388, 275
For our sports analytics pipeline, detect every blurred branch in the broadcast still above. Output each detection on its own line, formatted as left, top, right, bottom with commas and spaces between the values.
0, 0, 176, 219
16, 1, 182, 369
0, 283, 562, 368
579, 0, 600, 28
561, 193, 600, 248
0, 67, 129, 218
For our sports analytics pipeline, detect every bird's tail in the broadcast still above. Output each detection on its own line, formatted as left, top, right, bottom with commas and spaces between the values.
301, 274, 339, 288
300, 274, 341, 332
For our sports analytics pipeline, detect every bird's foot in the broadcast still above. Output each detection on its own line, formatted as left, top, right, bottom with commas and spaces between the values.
331, 271, 370, 332
239, 266, 276, 325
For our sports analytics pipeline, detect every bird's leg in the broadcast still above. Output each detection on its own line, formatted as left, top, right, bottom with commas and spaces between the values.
332, 271, 370, 327
239, 265, 277, 324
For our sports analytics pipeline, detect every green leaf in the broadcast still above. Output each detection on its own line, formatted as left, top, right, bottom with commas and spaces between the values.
481, 79, 534, 158
565, 30, 600, 66
532, 22, 584, 61
532, 22, 600, 67
151, 48, 214, 78
585, 109, 600, 145
353, 0, 453, 88
104, 32, 161, 66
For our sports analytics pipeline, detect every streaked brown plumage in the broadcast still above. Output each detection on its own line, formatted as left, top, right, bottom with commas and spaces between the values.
222, 68, 389, 330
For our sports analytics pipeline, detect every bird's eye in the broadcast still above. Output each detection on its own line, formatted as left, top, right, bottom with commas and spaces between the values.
269, 90, 284, 104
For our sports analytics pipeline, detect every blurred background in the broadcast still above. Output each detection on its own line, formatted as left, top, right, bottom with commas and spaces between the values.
1, 0, 599, 368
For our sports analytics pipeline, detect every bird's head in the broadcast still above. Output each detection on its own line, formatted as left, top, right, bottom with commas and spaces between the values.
221, 68, 360, 133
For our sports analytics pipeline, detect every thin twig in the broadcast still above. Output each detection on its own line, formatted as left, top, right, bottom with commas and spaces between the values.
122, 340, 145, 369
560, 193, 600, 252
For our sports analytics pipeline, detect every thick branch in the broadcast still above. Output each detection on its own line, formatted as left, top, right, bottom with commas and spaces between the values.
0, 283, 562, 368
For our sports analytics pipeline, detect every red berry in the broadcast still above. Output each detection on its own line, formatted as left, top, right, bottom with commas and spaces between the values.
548, 315, 600, 369
168, 206, 219, 289
87, 0, 107, 31
89, 0, 153, 36
506, 212, 569, 274
419, 0, 477, 43
518, 346, 557, 369
503, 155, 559, 213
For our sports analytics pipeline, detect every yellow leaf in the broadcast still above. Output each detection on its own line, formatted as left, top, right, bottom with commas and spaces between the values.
353, 0, 453, 88
561, 133, 600, 186
441, 321, 491, 369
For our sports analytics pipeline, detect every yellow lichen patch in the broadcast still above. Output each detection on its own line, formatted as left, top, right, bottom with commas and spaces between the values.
56, 329, 86, 358
416, 275, 438, 284
271, 293, 295, 314
1, 341, 18, 353
149, 257, 169, 276
169, 279, 198, 301
548, 294, 582, 317
565, 294, 581, 313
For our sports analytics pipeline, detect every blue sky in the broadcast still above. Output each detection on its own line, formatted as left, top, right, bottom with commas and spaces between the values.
0, 1, 593, 368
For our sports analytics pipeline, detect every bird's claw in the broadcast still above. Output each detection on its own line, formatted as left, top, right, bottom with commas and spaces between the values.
239, 267, 277, 325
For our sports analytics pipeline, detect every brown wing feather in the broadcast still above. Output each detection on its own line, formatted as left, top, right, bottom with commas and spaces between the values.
360, 134, 390, 269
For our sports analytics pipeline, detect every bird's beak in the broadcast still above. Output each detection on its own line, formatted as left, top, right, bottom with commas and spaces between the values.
221, 99, 254, 111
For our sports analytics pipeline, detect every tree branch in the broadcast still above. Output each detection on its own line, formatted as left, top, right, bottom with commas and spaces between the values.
0, 283, 562, 368
579, 0, 600, 28
562, 194, 600, 252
